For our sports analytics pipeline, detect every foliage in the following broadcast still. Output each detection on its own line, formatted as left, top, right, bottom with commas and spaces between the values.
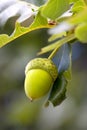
0, 0, 87, 107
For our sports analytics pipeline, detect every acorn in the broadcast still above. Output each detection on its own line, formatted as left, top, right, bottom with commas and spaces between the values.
24, 58, 58, 101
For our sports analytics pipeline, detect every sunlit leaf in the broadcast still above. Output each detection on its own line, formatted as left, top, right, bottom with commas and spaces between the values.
41, 0, 69, 20
48, 32, 66, 42
75, 23, 87, 43
69, 0, 78, 3
69, 0, 85, 4
71, 0, 86, 13
38, 34, 75, 55
69, 8, 87, 25
0, 12, 52, 48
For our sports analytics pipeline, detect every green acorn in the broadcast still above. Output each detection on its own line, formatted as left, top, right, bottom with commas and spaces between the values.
24, 58, 58, 101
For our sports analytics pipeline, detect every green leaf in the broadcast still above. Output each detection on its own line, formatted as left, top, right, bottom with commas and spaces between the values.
46, 44, 72, 107
75, 23, 87, 43
38, 34, 75, 55
53, 44, 72, 80
0, 12, 51, 48
41, 0, 69, 20
69, 8, 87, 25
69, 0, 85, 4
63, 44, 72, 81
71, 0, 86, 13
48, 75, 67, 106
69, 0, 78, 3
48, 32, 66, 42
57, 8, 87, 39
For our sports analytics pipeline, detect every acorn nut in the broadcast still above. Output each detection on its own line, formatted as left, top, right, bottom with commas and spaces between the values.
24, 58, 58, 101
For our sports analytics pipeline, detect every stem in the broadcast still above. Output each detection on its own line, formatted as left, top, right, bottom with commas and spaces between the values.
48, 34, 75, 59
38, 33, 75, 55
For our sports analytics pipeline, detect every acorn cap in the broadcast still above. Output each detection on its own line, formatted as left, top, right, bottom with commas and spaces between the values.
25, 58, 58, 81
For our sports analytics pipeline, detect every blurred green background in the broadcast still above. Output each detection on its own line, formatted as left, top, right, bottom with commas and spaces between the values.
0, 0, 87, 130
